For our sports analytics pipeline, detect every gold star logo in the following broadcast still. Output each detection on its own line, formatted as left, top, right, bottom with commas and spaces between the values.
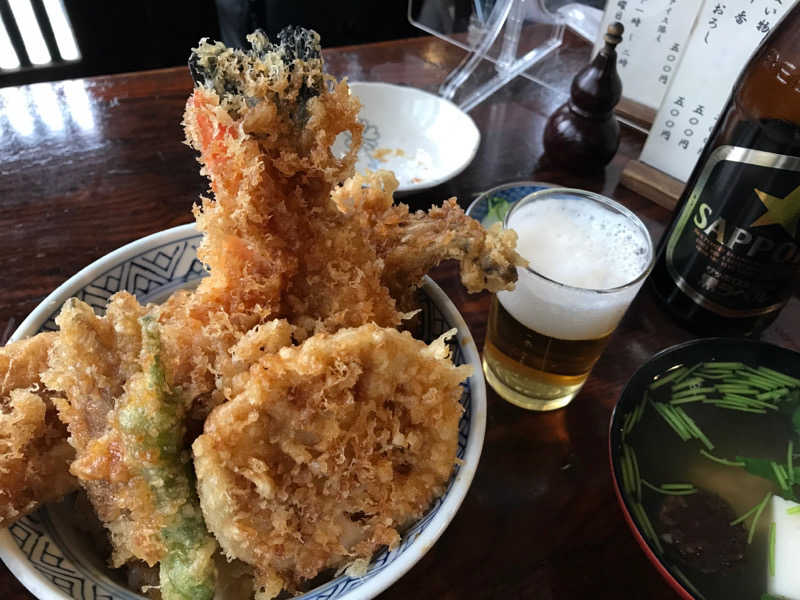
750, 184, 800, 239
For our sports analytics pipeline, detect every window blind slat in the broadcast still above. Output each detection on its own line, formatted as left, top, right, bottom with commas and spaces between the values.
30, 0, 60, 62
0, 0, 30, 68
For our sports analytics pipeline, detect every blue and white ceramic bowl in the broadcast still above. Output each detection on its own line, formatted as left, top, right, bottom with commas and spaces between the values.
0, 223, 487, 600
466, 181, 553, 227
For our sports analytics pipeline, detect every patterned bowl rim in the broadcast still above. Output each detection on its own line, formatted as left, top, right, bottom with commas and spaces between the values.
464, 180, 555, 226
0, 222, 487, 600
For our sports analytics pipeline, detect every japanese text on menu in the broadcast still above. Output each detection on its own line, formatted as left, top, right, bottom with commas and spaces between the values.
594, 0, 698, 110
640, 0, 796, 182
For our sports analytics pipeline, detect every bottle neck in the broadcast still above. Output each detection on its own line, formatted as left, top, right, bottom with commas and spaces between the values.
735, 7, 800, 125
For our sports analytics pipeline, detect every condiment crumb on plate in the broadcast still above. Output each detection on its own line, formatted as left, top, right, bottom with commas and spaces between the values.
371, 148, 406, 162
332, 82, 480, 196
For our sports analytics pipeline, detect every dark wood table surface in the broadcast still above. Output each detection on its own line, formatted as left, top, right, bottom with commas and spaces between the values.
1, 34, 798, 600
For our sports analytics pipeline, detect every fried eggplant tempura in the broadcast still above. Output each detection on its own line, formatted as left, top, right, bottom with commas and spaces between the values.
0, 333, 76, 527
193, 323, 471, 599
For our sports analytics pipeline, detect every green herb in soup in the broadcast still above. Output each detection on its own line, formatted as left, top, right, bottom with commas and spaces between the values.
620, 359, 800, 600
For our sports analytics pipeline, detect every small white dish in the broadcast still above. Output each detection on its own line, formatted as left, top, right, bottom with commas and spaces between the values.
0, 223, 487, 600
333, 82, 481, 195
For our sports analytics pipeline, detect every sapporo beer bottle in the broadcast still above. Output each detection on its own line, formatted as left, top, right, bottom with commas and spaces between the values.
650, 6, 800, 336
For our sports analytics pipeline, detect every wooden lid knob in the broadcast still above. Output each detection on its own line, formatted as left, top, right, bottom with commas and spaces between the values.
604, 22, 624, 47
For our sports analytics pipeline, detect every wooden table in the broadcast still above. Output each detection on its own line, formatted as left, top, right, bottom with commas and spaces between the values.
1, 34, 797, 600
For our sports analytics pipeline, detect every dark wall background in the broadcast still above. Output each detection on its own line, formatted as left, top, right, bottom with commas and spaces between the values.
216, 0, 424, 49
2, 1, 220, 86
66, 2, 222, 77
1, 0, 423, 87
1, 0, 605, 87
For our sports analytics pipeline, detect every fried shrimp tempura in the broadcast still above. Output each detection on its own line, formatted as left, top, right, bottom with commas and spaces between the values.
157, 29, 404, 411
150, 27, 524, 419
180, 29, 398, 336
176, 28, 522, 347
193, 323, 471, 599
0, 333, 77, 527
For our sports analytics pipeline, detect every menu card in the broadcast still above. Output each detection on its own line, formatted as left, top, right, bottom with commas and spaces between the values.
593, 0, 700, 112
638, 0, 797, 182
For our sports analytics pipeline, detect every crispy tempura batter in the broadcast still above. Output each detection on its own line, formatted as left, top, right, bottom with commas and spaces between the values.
1, 25, 523, 599
43, 296, 220, 597
193, 323, 470, 599
171, 30, 522, 381
0, 333, 76, 527
158, 29, 403, 412
180, 29, 395, 335
155, 29, 522, 416
332, 171, 525, 308
42, 293, 150, 566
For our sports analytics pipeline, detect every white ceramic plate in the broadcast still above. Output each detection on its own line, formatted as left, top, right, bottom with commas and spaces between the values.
332, 82, 481, 195
0, 223, 487, 600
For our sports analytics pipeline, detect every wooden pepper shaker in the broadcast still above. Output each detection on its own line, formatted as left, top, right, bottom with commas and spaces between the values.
543, 22, 624, 171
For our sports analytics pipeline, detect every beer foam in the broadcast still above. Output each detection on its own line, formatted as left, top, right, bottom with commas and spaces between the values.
512, 198, 650, 290
498, 196, 652, 341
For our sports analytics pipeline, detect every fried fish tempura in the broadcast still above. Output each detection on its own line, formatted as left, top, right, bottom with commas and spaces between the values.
42, 293, 151, 566
193, 323, 470, 599
0, 333, 76, 527
332, 171, 525, 308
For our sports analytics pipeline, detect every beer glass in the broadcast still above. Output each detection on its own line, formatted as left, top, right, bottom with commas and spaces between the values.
482, 188, 654, 410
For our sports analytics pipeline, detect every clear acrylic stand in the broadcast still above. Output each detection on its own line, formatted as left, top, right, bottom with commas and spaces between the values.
409, 0, 600, 112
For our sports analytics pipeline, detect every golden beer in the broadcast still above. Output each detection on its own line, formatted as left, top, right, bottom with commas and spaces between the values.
483, 297, 614, 410
482, 188, 654, 410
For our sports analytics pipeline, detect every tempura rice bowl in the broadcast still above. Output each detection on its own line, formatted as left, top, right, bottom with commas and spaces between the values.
0, 223, 487, 600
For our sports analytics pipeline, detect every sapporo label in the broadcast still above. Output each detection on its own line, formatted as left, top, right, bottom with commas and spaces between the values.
666, 145, 800, 318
